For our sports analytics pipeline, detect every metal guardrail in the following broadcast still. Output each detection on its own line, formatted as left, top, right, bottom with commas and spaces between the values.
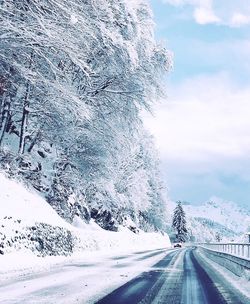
197, 243, 250, 260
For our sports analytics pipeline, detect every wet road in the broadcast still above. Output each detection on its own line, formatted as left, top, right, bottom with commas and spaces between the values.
96, 247, 249, 304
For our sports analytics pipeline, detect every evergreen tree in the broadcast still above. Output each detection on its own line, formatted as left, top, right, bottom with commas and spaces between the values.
172, 201, 188, 242
215, 231, 222, 242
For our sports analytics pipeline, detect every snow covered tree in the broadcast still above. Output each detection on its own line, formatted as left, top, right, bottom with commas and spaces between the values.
215, 232, 222, 242
0, 0, 171, 231
172, 201, 188, 242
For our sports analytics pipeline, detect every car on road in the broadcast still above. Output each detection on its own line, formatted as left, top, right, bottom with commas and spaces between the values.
173, 243, 182, 248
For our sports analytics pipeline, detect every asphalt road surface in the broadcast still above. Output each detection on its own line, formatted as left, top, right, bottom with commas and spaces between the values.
96, 247, 249, 304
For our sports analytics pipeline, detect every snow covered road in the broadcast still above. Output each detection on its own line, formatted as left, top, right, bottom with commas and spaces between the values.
97, 247, 250, 304
0, 247, 249, 304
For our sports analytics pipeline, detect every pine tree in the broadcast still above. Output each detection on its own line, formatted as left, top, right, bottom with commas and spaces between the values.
172, 201, 188, 242
215, 232, 222, 242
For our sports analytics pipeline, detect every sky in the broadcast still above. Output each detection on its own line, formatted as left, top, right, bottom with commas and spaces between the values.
144, 0, 250, 207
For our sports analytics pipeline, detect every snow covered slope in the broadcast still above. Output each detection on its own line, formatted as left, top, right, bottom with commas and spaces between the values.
167, 198, 250, 242
0, 173, 70, 228
0, 173, 170, 257
184, 197, 250, 234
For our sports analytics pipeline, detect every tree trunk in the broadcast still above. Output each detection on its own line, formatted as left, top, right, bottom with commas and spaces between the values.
0, 96, 11, 147
0, 91, 7, 130
18, 81, 31, 154
27, 129, 40, 153
18, 52, 34, 154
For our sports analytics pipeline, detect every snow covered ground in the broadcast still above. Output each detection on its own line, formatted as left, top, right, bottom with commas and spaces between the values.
0, 248, 173, 304
0, 173, 170, 255
0, 173, 171, 303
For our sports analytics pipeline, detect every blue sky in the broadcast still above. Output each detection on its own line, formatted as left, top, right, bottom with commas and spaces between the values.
145, 0, 250, 207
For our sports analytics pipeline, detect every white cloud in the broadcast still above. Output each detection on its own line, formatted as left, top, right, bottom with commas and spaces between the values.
144, 73, 250, 164
230, 13, 250, 27
162, 0, 250, 27
143, 73, 250, 204
194, 6, 220, 24
162, 0, 219, 25
191, 1, 221, 25
163, 0, 212, 6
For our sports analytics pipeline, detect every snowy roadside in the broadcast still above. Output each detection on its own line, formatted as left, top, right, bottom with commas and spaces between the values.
196, 248, 250, 301
0, 173, 170, 257
0, 173, 172, 303
0, 228, 170, 285
0, 247, 174, 304
0, 213, 171, 303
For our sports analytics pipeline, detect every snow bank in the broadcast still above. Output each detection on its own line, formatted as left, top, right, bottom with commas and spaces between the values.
0, 173, 170, 261
0, 173, 70, 228
74, 219, 170, 253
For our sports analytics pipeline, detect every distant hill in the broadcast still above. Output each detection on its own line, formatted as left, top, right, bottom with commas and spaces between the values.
167, 197, 250, 242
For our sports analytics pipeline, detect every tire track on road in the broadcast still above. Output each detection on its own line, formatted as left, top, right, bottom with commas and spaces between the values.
96, 250, 180, 304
